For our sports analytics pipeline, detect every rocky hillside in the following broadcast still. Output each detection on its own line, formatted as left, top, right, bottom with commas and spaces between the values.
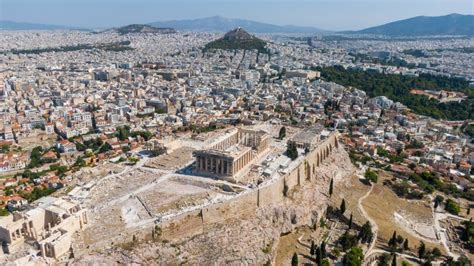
73, 144, 356, 265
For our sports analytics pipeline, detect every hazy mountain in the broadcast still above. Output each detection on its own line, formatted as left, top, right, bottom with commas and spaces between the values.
109, 24, 176, 35
0, 20, 88, 31
346, 13, 474, 36
149, 16, 327, 34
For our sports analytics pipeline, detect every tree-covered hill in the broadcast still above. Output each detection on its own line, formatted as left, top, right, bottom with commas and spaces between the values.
204, 28, 268, 53
315, 66, 473, 120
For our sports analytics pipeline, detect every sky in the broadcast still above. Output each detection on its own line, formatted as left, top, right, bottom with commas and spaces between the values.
0, 0, 472, 31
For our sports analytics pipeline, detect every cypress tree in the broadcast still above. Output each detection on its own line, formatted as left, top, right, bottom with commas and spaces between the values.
391, 254, 397, 266
418, 241, 426, 259
340, 199, 346, 215
403, 239, 409, 251
389, 231, 397, 248
291, 252, 298, 266
349, 213, 353, 229
310, 240, 316, 256
316, 246, 322, 265
329, 178, 333, 197
320, 241, 326, 258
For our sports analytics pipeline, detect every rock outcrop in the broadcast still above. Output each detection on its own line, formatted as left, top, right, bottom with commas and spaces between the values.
74, 145, 355, 265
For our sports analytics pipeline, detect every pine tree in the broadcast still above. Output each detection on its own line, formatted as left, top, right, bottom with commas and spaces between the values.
329, 178, 333, 197
340, 199, 346, 215
349, 213, 353, 229
291, 252, 298, 266
310, 240, 316, 256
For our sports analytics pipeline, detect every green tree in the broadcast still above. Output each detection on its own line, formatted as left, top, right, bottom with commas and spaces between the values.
388, 231, 397, 250
365, 168, 378, 183
392, 255, 397, 266
98, 142, 113, 153
74, 156, 86, 168
403, 239, 409, 251
349, 213, 353, 229
418, 241, 426, 259
461, 218, 472, 242
0, 208, 10, 216
329, 178, 334, 197
339, 232, 358, 251
0, 144, 10, 153
431, 247, 441, 259
286, 142, 298, 160
310, 240, 316, 256
320, 241, 326, 258
279, 126, 286, 140
291, 252, 298, 266
445, 199, 460, 215
321, 259, 330, 266
343, 247, 364, 266
340, 199, 346, 215
378, 254, 390, 266
316, 246, 322, 265
358, 221, 373, 244
28, 146, 44, 168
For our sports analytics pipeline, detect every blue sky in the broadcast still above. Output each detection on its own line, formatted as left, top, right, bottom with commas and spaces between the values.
0, 0, 472, 30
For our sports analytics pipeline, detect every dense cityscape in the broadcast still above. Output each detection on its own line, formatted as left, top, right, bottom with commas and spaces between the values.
0, 9, 473, 266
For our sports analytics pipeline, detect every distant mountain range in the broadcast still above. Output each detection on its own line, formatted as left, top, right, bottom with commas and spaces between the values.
107, 24, 177, 35
345, 13, 474, 36
2, 14, 473, 37
0, 20, 88, 31
148, 16, 328, 34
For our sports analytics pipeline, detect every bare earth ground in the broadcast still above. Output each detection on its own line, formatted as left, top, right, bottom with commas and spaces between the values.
361, 174, 446, 253
144, 146, 195, 170
330, 174, 370, 226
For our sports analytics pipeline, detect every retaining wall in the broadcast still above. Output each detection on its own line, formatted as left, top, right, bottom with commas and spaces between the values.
159, 132, 340, 240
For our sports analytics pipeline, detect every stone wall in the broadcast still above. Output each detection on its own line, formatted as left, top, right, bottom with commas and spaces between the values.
160, 209, 203, 240
202, 190, 258, 226
159, 132, 340, 241
257, 178, 284, 207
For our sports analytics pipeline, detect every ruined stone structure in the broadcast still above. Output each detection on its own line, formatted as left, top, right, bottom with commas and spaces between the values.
0, 196, 88, 259
193, 128, 270, 178
161, 131, 341, 240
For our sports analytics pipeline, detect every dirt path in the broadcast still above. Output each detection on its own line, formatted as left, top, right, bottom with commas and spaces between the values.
357, 179, 378, 257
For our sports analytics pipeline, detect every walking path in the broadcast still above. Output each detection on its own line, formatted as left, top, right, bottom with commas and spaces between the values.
357, 180, 378, 258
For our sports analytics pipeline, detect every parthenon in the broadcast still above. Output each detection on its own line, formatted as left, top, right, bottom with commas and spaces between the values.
193, 128, 270, 179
